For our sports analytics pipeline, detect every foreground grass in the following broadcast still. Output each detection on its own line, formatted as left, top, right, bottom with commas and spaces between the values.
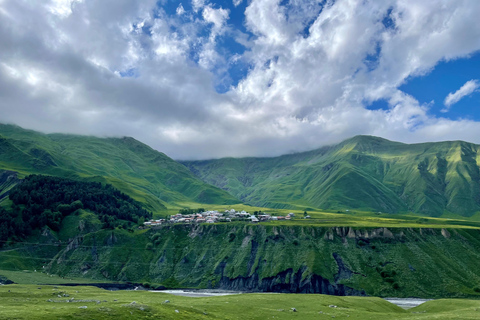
0, 285, 479, 319
0, 270, 112, 285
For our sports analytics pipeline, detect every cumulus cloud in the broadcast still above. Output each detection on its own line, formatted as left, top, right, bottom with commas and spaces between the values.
1, 0, 480, 159
443, 79, 480, 111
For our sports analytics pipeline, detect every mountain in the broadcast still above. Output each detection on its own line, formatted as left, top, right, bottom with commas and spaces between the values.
0, 124, 239, 212
181, 135, 480, 217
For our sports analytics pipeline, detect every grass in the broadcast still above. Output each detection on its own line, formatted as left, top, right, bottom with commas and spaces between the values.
0, 270, 107, 285
0, 284, 479, 319
159, 202, 480, 228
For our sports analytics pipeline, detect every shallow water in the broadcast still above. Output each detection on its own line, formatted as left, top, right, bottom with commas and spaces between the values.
150, 289, 243, 297
384, 298, 431, 309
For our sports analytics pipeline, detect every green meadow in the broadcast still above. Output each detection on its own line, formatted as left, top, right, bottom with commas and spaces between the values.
1, 284, 480, 320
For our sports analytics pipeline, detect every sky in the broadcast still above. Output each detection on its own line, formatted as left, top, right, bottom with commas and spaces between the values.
0, 0, 480, 160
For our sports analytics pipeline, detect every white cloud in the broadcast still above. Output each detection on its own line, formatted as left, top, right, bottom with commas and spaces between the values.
443, 79, 480, 111
47, 0, 83, 17
176, 3, 185, 15
1, 0, 480, 160
233, 0, 243, 7
192, 0, 205, 12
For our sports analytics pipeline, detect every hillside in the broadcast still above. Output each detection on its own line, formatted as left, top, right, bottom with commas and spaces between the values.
0, 124, 239, 213
3, 223, 479, 299
181, 136, 480, 217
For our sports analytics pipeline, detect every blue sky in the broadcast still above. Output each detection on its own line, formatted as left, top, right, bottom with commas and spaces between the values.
1, 0, 480, 159
400, 52, 480, 121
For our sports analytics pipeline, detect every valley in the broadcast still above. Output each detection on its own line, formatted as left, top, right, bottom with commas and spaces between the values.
1, 125, 480, 319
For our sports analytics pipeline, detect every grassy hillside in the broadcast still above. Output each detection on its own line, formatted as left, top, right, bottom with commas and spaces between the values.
181, 136, 480, 217
1, 222, 478, 299
4, 284, 478, 320
0, 124, 239, 213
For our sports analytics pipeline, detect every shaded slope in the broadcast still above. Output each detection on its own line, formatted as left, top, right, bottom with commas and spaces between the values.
182, 136, 480, 216
38, 224, 480, 298
0, 124, 239, 212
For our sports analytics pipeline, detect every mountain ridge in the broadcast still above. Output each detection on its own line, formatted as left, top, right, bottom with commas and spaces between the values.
181, 135, 480, 216
0, 124, 240, 212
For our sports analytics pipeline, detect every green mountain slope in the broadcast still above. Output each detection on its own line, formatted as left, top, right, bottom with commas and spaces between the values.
18, 224, 480, 298
0, 124, 239, 212
181, 136, 480, 216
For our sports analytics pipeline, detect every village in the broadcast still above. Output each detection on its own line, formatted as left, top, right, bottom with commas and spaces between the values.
143, 209, 302, 227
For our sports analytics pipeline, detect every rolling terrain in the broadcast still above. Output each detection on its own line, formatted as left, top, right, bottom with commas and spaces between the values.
182, 136, 480, 217
0, 124, 239, 213
2, 124, 480, 303
4, 284, 480, 320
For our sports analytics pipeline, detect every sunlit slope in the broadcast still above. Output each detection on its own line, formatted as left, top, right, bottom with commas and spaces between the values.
182, 136, 480, 216
0, 124, 239, 212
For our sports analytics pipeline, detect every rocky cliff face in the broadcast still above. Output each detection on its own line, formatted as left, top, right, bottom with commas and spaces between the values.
217, 266, 365, 295
45, 224, 480, 298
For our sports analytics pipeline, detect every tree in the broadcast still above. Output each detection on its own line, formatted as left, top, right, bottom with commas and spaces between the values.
303, 211, 308, 217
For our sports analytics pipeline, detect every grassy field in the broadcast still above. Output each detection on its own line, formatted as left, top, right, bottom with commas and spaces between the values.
160, 202, 480, 229
0, 284, 479, 319
0, 269, 109, 285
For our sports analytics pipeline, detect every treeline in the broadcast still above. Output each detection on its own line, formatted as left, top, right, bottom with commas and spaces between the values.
0, 175, 152, 245
178, 208, 206, 215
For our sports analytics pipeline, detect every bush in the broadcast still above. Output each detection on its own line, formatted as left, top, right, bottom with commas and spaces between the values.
474, 286, 480, 293
229, 233, 236, 242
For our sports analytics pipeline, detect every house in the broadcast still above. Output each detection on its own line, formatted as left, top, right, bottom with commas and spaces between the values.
206, 219, 214, 223
288, 213, 295, 217
277, 216, 285, 220
271, 216, 278, 220
249, 216, 259, 223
